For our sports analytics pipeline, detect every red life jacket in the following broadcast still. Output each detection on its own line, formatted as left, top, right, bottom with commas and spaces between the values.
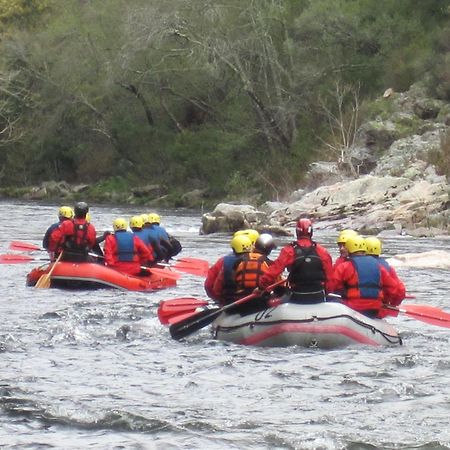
60, 219, 93, 261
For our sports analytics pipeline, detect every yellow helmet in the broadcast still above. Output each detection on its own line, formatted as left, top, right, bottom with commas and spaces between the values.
365, 237, 382, 256
345, 235, 367, 254
113, 218, 128, 231
130, 215, 144, 229
58, 206, 73, 219
147, 213, 161, 224
233, 229, 260, 246
141, 214, 149, 224
230, 234, 253, 254
336, 229, 358, 244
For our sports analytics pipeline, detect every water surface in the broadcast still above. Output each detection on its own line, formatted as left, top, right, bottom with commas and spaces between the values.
0, 201, 449, 449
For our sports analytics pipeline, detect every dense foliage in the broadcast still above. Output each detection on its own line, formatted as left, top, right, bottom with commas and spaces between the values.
0, 0, 449, 204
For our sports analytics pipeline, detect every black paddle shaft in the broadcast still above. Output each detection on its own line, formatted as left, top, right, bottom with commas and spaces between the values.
169, 305, 221, 340
169, 279, 286, 340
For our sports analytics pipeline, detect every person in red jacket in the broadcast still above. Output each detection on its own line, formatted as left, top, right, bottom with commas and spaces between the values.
103, 217, 152, 276
365, 236, 406, 308
331, 235, 405, 318
206, 234, 274, 314
42, 206, 74, 253
204, 229, 261, 301
258, 218, 333, 303
205, 234, 253, 305
49, 202, 97, 262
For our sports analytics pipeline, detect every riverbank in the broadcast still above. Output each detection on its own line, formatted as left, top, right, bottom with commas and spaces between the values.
2, 83, 449, 236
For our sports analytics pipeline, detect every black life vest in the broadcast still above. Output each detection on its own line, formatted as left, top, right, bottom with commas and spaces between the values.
288, 242, 325, 292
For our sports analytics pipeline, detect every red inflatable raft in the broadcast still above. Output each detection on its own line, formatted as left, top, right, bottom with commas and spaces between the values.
26, 261, 177, 291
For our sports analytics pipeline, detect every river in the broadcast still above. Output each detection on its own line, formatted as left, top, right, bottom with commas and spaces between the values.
0, 201, 449, 449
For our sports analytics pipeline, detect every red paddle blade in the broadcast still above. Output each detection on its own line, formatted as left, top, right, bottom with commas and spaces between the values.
157, 297, 209, 324
176, 257, 209, 267
400, 304, 450, 328
0, 254, 35, 264
172, 261, 209, 277
167, 310, 206, 325
9, 241, 41, 252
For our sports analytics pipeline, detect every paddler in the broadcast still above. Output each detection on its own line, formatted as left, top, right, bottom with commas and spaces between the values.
204, 229, 260, 300
330, 235, 405, 318
257, 218, 333, 303
49, 202, 97, 262
205, 234, 273, 314
365, 236, 406, 312
103, 217, 153, 276
43, 206, 74, 254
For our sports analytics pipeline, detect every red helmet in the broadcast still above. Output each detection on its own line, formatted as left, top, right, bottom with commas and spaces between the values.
296, 218, 313, 237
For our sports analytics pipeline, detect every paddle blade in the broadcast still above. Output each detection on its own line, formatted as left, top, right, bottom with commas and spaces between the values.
35, 273, 51, 289
35, 252, 63, 289
158, 297, 209, 324
9, 241, 41, 252
175, 257, 209, 268
400, 304, 450, 328
172, 261, 209, 277
169, 306, 221, 340
167, 310, 207, 325
0, 254, 35, 264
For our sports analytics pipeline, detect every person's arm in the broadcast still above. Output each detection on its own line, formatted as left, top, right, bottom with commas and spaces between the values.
48, 223, 65, 253
381, 266, 406, 306
317, 245, 334, 293
43, 224, 56, 250
103, 236, 116, 266
328, 262, 347, 296
135, 237, 152, 264
258, 246, 293, 289
204, 258, 223, 299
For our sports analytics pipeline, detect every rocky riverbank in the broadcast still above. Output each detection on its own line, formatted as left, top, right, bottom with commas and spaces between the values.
201, 83, 450, 237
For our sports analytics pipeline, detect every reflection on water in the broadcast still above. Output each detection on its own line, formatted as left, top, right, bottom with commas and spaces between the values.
0, 201, 450, 448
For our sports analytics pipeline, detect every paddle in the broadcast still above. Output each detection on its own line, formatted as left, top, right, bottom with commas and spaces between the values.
158, 297, 210, 324
167, 309, 216, 325
169, 279, 286, 340
0, 254, 50, 264
157, 258, 209, 277
172, 261, 208, 276
384, 304, 450, 329
173, 257, 209, 276
174, 257, 209, 267
9, 241, 41, 252
35, 252, 63, 289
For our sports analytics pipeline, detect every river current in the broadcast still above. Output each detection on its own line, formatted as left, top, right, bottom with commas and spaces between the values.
0, 201, 449, 450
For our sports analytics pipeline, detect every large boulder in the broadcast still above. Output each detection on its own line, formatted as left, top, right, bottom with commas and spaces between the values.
200, 203, 291, 235
200, 203, 266, 234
